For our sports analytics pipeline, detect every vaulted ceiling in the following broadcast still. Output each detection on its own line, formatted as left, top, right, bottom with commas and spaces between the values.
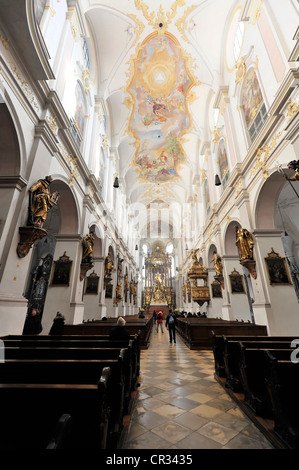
80, 0, 238, 244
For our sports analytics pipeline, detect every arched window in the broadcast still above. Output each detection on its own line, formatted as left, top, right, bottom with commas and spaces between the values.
241, 68, 267, 143
233, 22, 245, 62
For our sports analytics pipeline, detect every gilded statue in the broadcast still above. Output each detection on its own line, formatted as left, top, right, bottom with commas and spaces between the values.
118, 258, 124, 275
212, 251, 223, 276
186, 278, 191, 294
82, 232, 94, 263
28, 175, 60, 228
116, 280, 122, 299
284, 160, 299, 181
104, 253, 114, 277
235, 226, 254, 260
124, 274, 129, 290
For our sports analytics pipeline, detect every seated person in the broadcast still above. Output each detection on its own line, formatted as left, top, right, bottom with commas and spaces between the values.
49, 312, 65, 335
109, 316, 130, 341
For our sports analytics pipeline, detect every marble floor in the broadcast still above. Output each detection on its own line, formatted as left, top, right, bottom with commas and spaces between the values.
122, 327, 274, 450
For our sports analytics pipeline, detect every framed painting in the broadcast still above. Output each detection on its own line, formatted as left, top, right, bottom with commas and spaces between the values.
229, 268, 245, 293
265, 249, 291, 285
85, 271, 99, 294
51, 252, 72, 286
211, 281, 222, 298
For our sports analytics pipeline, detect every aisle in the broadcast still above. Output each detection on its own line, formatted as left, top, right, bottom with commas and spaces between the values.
122, 326, 273, 449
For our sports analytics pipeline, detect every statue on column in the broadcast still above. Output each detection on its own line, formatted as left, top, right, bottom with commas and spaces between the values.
284, 160, 299, 181
80, 231, 95, 280
235, 225, 257, 279
212, 251, 223, 276
235, 226, 254, 260
17, 175, 60, 258
82, 232, 95, 264
211, 251, 224, 288
28, 175, 60, 228
104, 253, 114, 278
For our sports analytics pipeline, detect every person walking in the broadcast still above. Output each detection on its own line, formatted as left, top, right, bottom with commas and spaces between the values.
152, 310, 157, 324
166, 310, 177, 343
156, 310, 164, 333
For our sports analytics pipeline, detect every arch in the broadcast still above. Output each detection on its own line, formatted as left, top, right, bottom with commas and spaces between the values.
207, 243, 217, 268
0, 103, 21, 176
44, 180, 79, 234
224, 220, 241, 256
255, 171, 287, 230
89, 223, 103, 258
255, 169, 299, 233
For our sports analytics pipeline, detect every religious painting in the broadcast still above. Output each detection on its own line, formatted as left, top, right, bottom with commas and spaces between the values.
105, 283, 113, 299
241, 67, 263, 127
265, 249, 291, 285
127, 33, 196, 183
229, 269, 245, 293
51, 252, 72, 286
85, 271, 99, 294
74, 81, 86, 136
211, 281, 222, 298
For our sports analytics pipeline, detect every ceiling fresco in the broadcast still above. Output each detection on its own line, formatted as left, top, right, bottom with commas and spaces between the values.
127, 32, 196, 183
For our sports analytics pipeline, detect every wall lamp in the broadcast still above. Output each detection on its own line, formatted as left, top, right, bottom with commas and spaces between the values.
215, 174, 221, 186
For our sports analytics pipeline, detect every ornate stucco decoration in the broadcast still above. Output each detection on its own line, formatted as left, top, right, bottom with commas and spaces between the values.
249, 130, 284, 180
234, 56, 246, 84
286, 99, 299, 122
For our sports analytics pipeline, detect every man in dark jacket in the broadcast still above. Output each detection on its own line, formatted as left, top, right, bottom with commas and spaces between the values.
165, 310, 177, 343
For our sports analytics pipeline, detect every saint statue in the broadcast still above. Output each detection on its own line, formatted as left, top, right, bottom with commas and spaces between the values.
235, 226, 254, 261
82, 232, 95, 264
284, 160, 299, 181
116, 280, 122, 299
28, 175, 60, 228
186, 278, 191, 294
104, 253, 114, 277
212, 251, 223, 276
124, 274, 129, 291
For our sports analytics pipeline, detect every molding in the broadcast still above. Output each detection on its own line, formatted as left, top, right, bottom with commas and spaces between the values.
0, 175, 27, 190
252, 229, 283, 237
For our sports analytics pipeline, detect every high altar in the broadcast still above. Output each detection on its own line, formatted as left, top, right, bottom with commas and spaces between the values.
142, 241, 175, 309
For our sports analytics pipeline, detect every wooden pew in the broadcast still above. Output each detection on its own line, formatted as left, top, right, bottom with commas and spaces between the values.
0, 353, 125, 446
0, 367, 111, 449
2, 333, 141, 385
239, 344, 293, 417
223, 337, 294, 392
1, 343, 134, 413
265, 350, 299, 449
176, 318, 267, 349
1, 335, 140, 396
60, 319, 153, 349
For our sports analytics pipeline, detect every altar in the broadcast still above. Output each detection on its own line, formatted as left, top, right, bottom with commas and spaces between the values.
142, 241, 175, 310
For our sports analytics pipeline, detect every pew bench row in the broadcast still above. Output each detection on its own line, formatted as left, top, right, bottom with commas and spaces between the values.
212, 332, 299, 449
0, 334, 141, 449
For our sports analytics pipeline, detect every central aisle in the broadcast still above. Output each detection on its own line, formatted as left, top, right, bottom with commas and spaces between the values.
122, 326, 273, 449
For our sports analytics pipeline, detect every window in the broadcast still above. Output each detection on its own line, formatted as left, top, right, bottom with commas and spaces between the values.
241, 68, 267, 143
82, 37, 90, 69
248, 103, 267, 142
233, 22, 245, 62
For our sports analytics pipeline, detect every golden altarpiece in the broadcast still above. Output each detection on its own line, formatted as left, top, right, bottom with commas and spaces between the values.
142, 241, 175, 309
